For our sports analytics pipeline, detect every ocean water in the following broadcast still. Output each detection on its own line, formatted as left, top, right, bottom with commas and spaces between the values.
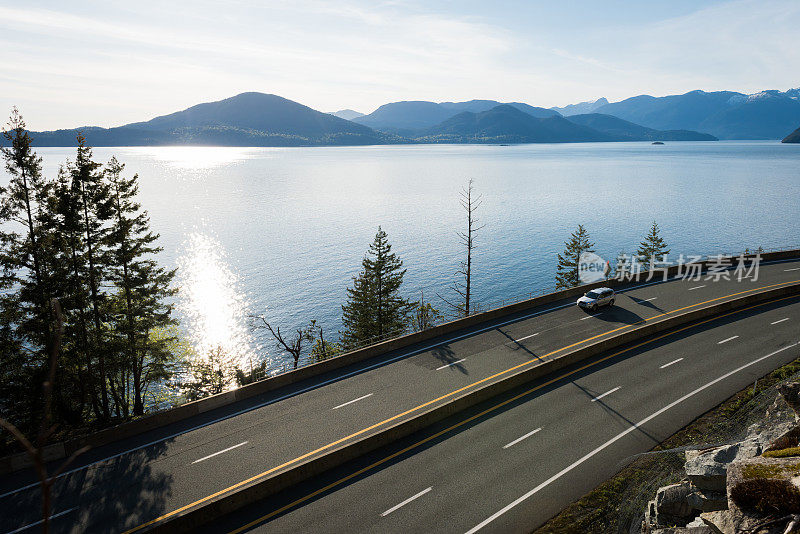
8, 141, 800, 369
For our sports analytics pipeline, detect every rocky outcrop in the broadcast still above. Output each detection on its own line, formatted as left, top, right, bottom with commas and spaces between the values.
698, 510, 735, 533
686, 488, 727, 513
685, 442, 760, 492
777, 383, 800, 414
683, 417, 796, 492
646, 483, 694, 528
641, 383, 800, 534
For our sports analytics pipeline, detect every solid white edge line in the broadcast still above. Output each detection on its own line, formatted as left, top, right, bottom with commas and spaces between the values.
785, 268, 800, 272
381, 487, 432, 517
5, 507, 77, 534
464, 342, 799, 534
503, 428, 542, 449
332, 393, 373, 410
436, 359, 467, 371
772, 318, 790, 325
688, 285, 706, 291
660, 358, 684, 369
641, 297, 658, 302
590, 386, 621, 402
580, 314, 601, 320
718, 336, 740, 345
191, 441, 249, 464
3, 263, 796, 499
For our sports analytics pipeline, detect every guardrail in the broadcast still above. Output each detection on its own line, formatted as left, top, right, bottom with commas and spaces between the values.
1, 247, 798, 475
142, 279, 800, 533
256, 244, 800, 377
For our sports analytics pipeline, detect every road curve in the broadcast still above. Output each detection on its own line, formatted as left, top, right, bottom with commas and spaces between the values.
202, 293, 800, 534
1, 259, 799, 533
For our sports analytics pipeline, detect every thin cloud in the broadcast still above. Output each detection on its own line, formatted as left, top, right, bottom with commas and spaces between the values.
0, 1, 797, 129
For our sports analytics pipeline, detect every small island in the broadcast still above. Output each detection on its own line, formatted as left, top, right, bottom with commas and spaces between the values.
652, 141, 665, 145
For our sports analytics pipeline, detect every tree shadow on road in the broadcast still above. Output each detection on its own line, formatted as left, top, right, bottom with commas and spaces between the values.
570, 381, 660, 444
496, 328, 546, 363
1, 440, 175, 534
429, 345, 468, 374
626, 294, 665, 313
71, 438, 174, 533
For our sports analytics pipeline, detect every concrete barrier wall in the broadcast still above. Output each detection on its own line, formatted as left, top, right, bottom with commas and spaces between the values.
1, 250, 796, 474
145, 281, 800, 533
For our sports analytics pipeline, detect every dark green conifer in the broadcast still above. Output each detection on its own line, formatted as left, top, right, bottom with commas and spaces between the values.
105, 157, 176, 416
636, 221, 670, 264
555, 224, 595, 289
341, 227, 412, 348
0, 109, 57, 432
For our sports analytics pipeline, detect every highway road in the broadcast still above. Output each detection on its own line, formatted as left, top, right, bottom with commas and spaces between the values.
201, 291, 800, 534
0, 258, 799, 533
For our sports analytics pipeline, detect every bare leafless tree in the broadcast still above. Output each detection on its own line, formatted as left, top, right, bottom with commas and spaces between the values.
0, 299, 88, 534
440, 179, 485, 317
251, 316, 319, 370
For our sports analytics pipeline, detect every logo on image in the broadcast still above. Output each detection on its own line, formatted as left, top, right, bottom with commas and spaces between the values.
579, 252, 610, 284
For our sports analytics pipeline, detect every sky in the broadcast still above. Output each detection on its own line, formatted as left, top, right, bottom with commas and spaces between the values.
1, 0, 799, 130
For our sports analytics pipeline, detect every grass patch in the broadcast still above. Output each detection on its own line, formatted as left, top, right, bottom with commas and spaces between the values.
741, 462, 800, 479
763, 447, 800, 459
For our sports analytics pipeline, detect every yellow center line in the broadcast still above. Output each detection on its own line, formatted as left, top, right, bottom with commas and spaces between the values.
123, 280, 799, 533
227, 292, 800, 534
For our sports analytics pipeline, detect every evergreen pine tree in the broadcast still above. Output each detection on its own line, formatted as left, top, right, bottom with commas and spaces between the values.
0, 109, 186, 432
51, 159, 98, 422
0, 109, 54, 345
341, 227, 412, 348
73, 137, 114, 419
105, 158, 177, 416
555, 224, 595, 289
0, 109, 57, 433
340, 263, 373, 348
636, 221, 670, 265
49, 136, 114, 420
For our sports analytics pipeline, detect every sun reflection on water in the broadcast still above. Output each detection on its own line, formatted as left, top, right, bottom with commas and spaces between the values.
176, 232, 255, 369
126, 146, 260, 170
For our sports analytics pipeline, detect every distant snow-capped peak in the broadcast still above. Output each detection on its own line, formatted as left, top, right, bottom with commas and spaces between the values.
727, 88, 799, 106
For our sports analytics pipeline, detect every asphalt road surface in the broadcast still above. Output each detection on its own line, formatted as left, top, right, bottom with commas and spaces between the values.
1, 258, 799, 533
203, 293, 800, 534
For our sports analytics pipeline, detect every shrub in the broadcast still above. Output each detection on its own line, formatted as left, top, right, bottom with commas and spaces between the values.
731, 478, 800, 513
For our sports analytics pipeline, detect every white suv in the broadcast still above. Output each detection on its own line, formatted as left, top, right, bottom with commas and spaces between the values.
577, 287, 615, 312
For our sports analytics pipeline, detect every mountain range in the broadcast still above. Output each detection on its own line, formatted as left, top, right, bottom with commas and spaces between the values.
329, 109, 365, 120
350, 99, 558, 134
414, 105, 613, 144
593, 89, 800, 139
407, 105, 715, 143
20, 87, 800, 147
550, 97, 609, 116
784, 126, 800, 143
31, 93, 395, 147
